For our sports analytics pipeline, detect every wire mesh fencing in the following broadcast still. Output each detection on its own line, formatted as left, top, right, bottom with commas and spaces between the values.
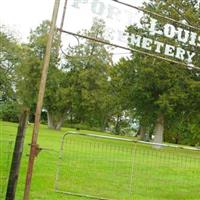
0, 140, 13, 199
55, 132, 200, 200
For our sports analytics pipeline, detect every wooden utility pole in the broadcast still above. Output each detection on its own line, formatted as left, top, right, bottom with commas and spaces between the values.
6, 109, 29, 200
23, 0, 60, 199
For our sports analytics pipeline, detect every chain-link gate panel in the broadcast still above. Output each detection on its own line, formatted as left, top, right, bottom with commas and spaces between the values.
55, 132, 200, 200
55, 133, 135, 200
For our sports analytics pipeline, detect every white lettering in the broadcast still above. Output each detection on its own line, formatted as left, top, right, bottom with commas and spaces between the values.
130, 34, 142, 47
142, 37, 153, 50
189, 32, 197, 46
91, 0, 105, 16
164, 44, 175, 57
149, 18, 162, 36
186, 51, 196, 63
154, 41, 164, 53
198, 36, 200, 47
128, 34, 197, 64
107, 5, 120, 20
175, 48, 185, 61
177, 28, 190, 43
164, 24, 176, 39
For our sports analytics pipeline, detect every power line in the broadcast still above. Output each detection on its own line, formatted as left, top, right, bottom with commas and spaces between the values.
111, 0, 200, 32
58, 28, 200, 71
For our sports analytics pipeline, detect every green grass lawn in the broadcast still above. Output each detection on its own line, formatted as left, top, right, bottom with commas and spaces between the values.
0, 121, 200, 200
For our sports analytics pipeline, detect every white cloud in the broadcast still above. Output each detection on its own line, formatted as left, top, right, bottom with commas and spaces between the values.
0, 0, 54, 41
0, 0, 146, 43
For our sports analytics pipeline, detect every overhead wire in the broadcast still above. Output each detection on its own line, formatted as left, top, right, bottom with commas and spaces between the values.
58, 29, 200, 71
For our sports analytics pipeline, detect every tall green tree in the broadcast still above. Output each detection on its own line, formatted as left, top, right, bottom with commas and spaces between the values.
124, 0, 200, 144
0, 27, 23, 121
63, 19, 113, 130
15, 20, 68, 129
0, 27, 20, 102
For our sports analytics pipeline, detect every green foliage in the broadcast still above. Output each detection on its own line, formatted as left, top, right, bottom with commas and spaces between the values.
122, 0, 200, 144
62, 19, 113, 130
1, 3, 199, 144
0, 102, 20, 122
0, 27, 21, 102
16, 20, 60, 109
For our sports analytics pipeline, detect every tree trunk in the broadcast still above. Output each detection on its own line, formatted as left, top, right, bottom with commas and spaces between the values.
153, 113, 164, 144
138, 125, 146, 141
55, 117, 65, 130
114, 115, 121, 134
47, 111, 54, 129
47, 111, 65, 130
100, 116, 108, 131
175, 133, 179, 144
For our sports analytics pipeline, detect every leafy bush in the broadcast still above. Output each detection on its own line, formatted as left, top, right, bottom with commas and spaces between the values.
0, 102, 20, 122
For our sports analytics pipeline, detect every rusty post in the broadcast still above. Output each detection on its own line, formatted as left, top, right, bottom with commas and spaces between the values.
23, 0, 61, 200
6, 108, 29, 200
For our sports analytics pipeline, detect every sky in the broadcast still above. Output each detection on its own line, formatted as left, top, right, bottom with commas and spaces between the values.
0, 0, 55, 41
0, 0, 146, 43
1, 0, 199, 66
0, 0, 146, 61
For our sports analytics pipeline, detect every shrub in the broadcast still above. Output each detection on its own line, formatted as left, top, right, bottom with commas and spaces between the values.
1, 102, 20, 122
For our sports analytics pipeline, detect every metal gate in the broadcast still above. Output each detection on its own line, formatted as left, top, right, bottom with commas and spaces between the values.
55, 132, 200, 200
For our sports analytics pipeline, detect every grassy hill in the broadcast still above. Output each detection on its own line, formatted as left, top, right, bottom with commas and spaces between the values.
0, 121, 200, 200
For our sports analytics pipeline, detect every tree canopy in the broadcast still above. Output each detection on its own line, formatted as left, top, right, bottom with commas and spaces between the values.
0, 1, 199, 146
